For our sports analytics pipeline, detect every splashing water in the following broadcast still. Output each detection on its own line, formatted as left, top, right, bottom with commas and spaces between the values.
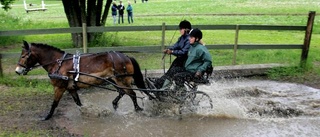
58, 78, 320, 136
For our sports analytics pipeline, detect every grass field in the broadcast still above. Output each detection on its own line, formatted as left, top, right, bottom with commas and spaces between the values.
0, 0, 319, 71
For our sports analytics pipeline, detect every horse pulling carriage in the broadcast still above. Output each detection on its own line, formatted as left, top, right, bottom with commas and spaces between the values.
15, 41, 213, 120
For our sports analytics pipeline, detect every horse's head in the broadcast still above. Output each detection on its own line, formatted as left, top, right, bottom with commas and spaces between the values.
15, 41, 38, 75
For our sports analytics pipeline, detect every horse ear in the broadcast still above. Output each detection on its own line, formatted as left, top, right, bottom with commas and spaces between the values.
23, 40, 29, 50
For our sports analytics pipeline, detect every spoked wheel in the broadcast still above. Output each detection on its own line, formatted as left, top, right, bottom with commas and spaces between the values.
179, 91, 213, 115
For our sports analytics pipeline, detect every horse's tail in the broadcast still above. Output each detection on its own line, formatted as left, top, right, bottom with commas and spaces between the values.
129, 57, 155, 99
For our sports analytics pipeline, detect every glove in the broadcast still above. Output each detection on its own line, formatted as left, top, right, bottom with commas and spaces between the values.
164, 49, 173, 54
163, 49, 168, 53
195, 71, 202, 78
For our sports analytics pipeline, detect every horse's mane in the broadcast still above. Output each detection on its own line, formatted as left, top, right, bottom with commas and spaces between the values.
31, 43, 65, 54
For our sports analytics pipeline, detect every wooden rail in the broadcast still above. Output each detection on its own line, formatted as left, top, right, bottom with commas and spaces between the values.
0, 11, 316, 76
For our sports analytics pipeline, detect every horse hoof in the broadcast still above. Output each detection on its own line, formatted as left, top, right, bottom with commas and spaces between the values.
41, 114, 53, 121
77, 102, 82, 106
135, 107, 143, 112
41, 116, 50, 121
113, 104, 118, 110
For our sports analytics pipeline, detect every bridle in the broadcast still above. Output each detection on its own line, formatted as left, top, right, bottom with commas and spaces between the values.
17, 45, 70, 74
17, 45, 34, 73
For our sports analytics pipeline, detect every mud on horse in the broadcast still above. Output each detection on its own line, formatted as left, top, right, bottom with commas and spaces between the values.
15, 41, 154, 120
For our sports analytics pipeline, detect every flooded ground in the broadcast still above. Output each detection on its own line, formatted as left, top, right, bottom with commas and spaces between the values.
56, 78, 320, 137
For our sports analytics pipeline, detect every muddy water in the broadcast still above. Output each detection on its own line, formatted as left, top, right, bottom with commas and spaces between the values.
57, 78, 320, 137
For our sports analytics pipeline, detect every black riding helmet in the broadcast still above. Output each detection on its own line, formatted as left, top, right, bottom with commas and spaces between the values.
179, 20, 192, 30
189, 28, 202, 42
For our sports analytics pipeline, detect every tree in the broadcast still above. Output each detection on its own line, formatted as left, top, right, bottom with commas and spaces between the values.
62, 0, 113, 47
1, 0, 113, 48
0, 0, 14, 11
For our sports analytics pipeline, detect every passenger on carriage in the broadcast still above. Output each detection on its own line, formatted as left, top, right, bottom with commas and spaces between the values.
154, 28, 213, 90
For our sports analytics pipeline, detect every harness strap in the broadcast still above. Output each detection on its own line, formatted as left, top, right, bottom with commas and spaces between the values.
73, 51, 81, 81
54, 52, 68, 74
71, 51, 81, 90
115, 51, 127, 74
109, 51, 128, 76
109, 51, 116, 75
48, 52, 68, 80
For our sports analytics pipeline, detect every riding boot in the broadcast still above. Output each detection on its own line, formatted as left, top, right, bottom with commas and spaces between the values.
160, 79, 171, 90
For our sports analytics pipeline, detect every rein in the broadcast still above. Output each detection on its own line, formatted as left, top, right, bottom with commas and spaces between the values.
20, 53, 72, 72
69, 71, 162, 100
20, 51, 96, 73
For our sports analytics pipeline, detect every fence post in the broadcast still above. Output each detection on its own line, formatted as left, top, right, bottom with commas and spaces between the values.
161, 22, 166, 51
233, 25, 240, 65
82, 23, 88, 53
300, 11, 316, 68
0, 54, 3, 77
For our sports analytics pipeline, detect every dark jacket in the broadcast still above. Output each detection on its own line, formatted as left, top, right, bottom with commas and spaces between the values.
169, 34, 190, 58
111, 4, 117, 16
118, 4, 125, 15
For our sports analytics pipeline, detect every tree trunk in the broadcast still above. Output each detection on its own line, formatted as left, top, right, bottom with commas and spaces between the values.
62, 0, 113, 48
102, 0, 113, 26
62, 0, 83, 48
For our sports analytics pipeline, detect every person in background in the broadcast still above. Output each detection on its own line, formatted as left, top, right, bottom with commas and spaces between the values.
127, 1, 133, 24
117, 0, 125, 24
154, 20, 192, 89
111, 1, 118, 25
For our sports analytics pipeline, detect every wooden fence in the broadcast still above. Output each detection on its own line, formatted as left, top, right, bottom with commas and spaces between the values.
0, 11, 316, 76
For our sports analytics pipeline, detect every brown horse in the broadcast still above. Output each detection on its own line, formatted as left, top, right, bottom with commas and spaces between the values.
15, 41, 154, 120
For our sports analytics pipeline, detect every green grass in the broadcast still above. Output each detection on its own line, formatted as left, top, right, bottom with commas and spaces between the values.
0, 76, 52, 93
0, 0, 320, 74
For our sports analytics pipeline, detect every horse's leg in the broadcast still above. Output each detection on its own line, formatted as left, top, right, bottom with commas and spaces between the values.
43, 87, 65, 121
112, 89, 125, 110
68, 89, 82, 106
112, 89, 143, 111
127, 89, 143, 111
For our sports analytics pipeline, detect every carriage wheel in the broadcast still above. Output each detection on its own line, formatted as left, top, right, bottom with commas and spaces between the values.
179, 91, 213, 115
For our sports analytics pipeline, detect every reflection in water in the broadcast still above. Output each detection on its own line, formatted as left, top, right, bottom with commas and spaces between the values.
57, 78, 320, 137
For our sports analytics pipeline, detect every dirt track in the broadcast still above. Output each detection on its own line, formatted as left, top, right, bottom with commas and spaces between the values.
0, 72, 319, 136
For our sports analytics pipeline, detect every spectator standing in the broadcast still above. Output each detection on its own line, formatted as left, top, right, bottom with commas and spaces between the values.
127, 1, 133, 24
111, 1, 118, 25
117, 0, 125, 24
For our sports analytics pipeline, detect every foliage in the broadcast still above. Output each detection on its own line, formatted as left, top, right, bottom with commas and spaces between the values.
0, 131, 48, 137
267, 66, 304, 79
0, 0, 14, 11
0, 76, 52, 93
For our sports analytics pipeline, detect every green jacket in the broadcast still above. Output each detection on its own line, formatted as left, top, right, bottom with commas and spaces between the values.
184, 42, 212, 73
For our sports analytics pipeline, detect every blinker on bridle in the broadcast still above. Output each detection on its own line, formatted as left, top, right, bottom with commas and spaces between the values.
17, 44, 32, 72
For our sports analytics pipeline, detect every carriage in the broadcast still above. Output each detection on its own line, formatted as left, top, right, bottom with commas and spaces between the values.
144, 73, 213, 114
15, 41, 213, 120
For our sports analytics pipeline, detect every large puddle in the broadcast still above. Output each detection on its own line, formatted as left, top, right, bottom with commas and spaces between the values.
56, 78, 320, 136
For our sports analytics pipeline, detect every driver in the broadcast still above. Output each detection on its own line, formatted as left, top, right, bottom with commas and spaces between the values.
154, 20, 192, 89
